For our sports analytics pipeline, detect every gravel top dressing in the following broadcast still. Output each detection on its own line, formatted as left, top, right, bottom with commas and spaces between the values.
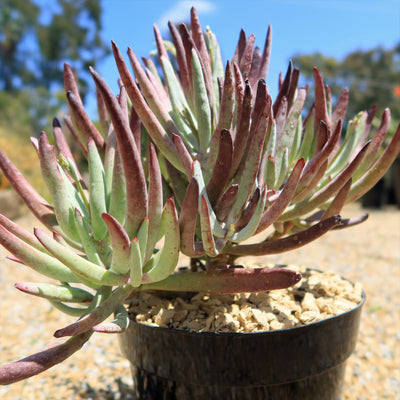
0, 203, 399, 399
129, 266, 363, 332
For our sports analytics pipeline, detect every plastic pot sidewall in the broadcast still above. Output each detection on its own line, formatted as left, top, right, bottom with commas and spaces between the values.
120, 290, 365, 387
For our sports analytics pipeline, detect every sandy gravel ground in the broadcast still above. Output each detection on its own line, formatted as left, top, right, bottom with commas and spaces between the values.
0, 202, 399, 399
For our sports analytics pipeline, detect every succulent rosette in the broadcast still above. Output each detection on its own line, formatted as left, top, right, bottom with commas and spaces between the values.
0, 6, 399, 385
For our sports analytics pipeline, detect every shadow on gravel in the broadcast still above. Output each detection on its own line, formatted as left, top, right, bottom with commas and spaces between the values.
77, 379, 137, 400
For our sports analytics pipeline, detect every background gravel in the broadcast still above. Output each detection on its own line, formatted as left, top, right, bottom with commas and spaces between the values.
0, 202, 399, 399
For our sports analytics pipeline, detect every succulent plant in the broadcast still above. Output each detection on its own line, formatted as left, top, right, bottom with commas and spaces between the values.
1, 6, 399, 386
111, 8, 400, 272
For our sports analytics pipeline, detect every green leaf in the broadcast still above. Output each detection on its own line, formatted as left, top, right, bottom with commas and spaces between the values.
74, 209, 102, 266
88, 138, 108, 241
142, 198, 180, 283
191, 48, 212, 154
15, 282, 93, 303
0, 225, 82, 283
129, 238, 142, 287
35, 228, 128, 286
192, 160, 225, 238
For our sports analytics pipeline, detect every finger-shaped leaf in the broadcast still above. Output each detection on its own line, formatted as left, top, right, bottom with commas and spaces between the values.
191, 48, 212, 154
358, 105, 377, 150
15, 282, 93, 303
226, 215, 341, 256
145, 144, 163, 262
347, 122, 400, 202
168, 20, 192, 105
54, 285, 132, 338
256, 158, 304, 234
0, 213, 46, 252
52, 118, 81, 180
293, 121, 342, 202
286, 68, 300, 110
190, 7, 212, 85
139, 266, 301, 294
111, 42, 184, 172
109, 144, 126, 225
215, 184, 239, 223
297, 106, 316, 160
251, 79, 269, 136
331, 88, 349, 131
63, 115, 87, 157
227, 96, 270, 224
327, 111, 366, 176
34, 228, 128, 286
204, 26, 224, 104
276, 87, 306, 163
160, 56, 198, 147
179, 178, 205, 257
103, 128, 116, 204
293, 159, 328, 205
192, 160, 225, 237
129, 238, 142, 287
230, 185, 267, 243
38, 132, 81, 242
171, 133, 193, 178
234, 187, 261, 233
89, 66, 147, 238
165, 159, 189, 208
66, 91, 105, 151
273, 62, 292, 117
274, 96, 288, 144
232, 29, 246, 66
249, 47, 261, 84
0, 331, 92, 385
321, 178, 352, 219
136, 218, 149, 262
255, 24, 272, 83
199, 195, 218, 257
238, 33, 255, 80
63, 64, 87, 150
63, 63, 82, 102
102, 212, 130, 274
0, 225, 81, 283
230, 81, 252, 178
74, 209, 102, 266
281, 143, 370, 220
96, 85, 109, 138
265, 154, 276, 189
87, 138, 108, 241
353, 108, 391, 181
129, 103, 142, 152
0, 150, 57, 229
232, 63, 244, 126
127, 47, 176, 133
215, 61, 235, 133
313, 67, 331, 143
142, 197, 180, 283
205, 129, 233, 207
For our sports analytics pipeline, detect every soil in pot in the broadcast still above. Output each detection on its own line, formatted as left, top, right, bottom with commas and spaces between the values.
121, 266, 364, 400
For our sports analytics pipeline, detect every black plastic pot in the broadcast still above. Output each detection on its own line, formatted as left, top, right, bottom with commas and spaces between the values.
120, 292, 365, 400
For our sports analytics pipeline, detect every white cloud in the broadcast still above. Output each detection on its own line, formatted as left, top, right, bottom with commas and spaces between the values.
157, 1, 217, 29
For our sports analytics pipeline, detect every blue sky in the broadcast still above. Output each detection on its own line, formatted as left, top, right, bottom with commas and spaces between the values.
96, 0, 399, 105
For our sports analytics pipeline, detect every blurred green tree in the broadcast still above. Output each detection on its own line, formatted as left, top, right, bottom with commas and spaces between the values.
0, 0, 109, 135
291, 43, 400, 123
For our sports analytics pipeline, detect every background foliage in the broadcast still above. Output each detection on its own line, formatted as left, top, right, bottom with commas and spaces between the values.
0, 0, 109, 136
0, 1, 398, 198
